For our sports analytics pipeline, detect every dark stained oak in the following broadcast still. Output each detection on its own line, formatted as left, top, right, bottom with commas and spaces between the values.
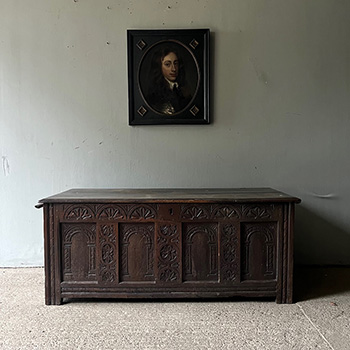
37, 188, 301, 305
39, 188, 301, 203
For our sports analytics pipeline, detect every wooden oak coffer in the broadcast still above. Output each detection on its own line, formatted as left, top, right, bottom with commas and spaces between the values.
37, 188, 301, 305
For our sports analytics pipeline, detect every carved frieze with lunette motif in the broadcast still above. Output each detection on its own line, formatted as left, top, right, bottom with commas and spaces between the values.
63, 204, 158, 220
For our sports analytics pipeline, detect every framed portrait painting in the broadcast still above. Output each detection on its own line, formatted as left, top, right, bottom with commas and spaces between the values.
127, 29, 210, 125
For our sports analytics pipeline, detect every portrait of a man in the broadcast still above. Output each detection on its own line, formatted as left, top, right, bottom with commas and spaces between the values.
128, 29, 210, 125
139, 42, 199, 115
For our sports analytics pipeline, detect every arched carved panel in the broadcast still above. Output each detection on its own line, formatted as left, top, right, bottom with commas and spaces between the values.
61, 224, 96, 282
241, 223, 276, 281
183, 223, 218, 281
119, 223, 155, 282
157, 224, 180, 283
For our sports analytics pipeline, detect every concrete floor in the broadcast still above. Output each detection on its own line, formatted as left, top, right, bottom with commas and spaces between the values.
0, 267, 349, 350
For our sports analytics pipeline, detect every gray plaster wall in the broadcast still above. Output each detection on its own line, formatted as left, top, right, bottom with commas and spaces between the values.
1, 0, 349, 266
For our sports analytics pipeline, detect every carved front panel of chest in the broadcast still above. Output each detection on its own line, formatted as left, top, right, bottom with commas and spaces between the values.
42, 191, 298, 305
61, 223, 97, 282
183, 223, 218, 282
241, 222, 277, 281
119, 223, 155, 282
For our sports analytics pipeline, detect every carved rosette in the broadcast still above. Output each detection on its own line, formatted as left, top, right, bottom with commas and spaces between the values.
157, 225, 180, 283
221, 224, 238, 282
99, 224, 117, 283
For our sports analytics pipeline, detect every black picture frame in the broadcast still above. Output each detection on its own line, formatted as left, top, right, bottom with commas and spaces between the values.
127, 29, 210, 125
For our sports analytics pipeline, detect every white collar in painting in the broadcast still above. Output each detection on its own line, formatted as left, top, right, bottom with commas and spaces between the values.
164, 77, 179, 90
